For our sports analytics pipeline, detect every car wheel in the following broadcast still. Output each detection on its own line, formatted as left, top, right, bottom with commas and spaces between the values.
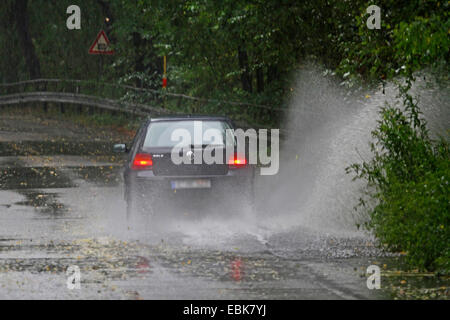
225, 178, 255, 215
126, 183, 156, 230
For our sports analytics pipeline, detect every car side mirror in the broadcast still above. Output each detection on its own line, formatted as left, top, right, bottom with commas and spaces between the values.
113, 143, 127, 153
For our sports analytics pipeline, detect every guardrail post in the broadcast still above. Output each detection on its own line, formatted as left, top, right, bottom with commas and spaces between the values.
88, 82, 94, 115
76, 85, 82, 114
43, 81, 48, 113
60, 83, 65, 114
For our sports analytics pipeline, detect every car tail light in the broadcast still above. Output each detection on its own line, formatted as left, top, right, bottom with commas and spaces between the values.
228, 156, 247, 168
132, 153, 153, 170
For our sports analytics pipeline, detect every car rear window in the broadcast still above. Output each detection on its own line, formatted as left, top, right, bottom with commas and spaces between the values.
143, 120, 234, 148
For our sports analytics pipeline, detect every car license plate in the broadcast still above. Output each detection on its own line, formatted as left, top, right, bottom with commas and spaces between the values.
171, 179, 211, 189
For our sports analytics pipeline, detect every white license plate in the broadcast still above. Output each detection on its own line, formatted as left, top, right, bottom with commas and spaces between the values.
171, 179, 211, 189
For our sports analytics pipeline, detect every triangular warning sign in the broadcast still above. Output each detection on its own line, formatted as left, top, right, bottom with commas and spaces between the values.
89, 30, 114, 55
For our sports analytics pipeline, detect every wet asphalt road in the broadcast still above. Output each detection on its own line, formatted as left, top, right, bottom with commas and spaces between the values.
0, 115, 389, 299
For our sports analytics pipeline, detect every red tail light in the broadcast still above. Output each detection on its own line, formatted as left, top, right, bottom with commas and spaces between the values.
228, 156, 247, 168
132, 153, 153, 170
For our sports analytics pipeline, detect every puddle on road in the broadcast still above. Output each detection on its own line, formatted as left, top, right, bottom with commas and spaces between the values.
0, 166, 122, 190
155, 249, 288, 283
0, 167, 74, 190
0, 238, 153, 281
70, 166, 122, 186
14, 190, 68, 215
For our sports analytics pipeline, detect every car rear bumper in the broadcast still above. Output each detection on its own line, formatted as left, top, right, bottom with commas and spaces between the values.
125, 166, 255, 203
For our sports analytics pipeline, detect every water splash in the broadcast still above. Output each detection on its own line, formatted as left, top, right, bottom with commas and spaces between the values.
255, 65, 449, 235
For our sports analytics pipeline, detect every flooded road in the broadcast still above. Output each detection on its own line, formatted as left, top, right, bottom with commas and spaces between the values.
0, 114, 393, 300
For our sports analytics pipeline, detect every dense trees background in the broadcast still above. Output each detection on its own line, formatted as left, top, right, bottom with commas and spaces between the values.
0, 0, 448, 109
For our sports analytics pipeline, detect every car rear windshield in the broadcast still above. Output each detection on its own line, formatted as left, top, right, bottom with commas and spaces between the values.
143, 120, 234, 148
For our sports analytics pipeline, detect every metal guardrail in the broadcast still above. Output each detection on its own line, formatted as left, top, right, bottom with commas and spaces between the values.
0, 91, 176, 117
0, 78, 286, 130
0, 78, 283, 111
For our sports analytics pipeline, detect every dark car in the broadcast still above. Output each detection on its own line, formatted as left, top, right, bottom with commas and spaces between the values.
114, 115, 256, 222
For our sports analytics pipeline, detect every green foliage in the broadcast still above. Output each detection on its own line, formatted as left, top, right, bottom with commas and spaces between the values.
0, 0, 114, 81
347, 85, 450, 272
338, 0, 449, 83
1, 1, 448, 125
393, 15, 449, 74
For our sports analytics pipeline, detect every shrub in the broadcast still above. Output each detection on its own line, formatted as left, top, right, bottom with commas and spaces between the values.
347, 83, 449, 272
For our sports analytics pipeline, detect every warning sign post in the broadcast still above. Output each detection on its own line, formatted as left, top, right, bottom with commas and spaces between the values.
88, 30, 114, 55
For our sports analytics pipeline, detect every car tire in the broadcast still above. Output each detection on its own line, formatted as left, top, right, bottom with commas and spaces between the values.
125, 182, 156, 230
225, 178, 255, 215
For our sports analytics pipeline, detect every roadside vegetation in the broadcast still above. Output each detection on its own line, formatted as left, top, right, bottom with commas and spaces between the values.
347, 81, 449, 273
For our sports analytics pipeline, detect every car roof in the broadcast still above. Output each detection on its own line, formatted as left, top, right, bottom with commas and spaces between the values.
149, 115, 232, 122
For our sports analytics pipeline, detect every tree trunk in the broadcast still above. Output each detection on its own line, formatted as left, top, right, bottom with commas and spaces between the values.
14, 0, 41, 79
267, 65, 278, 84
256, 67, 264, 93
238, 47, 252, 93
133, 32, 144, 88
